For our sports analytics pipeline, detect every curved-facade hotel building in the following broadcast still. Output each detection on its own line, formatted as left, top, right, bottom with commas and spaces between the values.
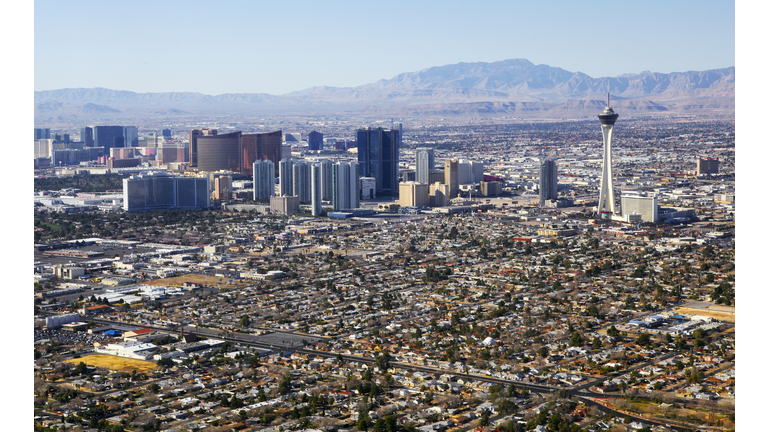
196, 131, 242, 172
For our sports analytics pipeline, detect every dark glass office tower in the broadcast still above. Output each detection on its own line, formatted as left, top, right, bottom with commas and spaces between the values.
80, 127, 94, 147
307, 131, 323, 151
93, 126, 125, 151
34, 128, 51, 139
357, 127, 399, 197
539, 158, 558, 207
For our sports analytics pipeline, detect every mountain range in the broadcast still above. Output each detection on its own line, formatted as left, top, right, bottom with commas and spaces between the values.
34, 58, 734, 121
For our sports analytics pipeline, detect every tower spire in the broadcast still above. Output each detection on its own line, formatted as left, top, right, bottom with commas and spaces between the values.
597, 100, 619, 217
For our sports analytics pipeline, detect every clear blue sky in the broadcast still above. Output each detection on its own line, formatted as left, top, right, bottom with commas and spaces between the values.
35, 0, 735, 95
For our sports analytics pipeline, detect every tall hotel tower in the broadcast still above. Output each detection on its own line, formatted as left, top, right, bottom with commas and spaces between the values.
597, 98, 619, 217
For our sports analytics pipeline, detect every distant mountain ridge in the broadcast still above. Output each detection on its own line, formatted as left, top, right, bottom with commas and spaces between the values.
34, 59, 734, 120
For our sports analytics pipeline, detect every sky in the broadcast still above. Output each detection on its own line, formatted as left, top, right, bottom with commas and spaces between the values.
34, 0, 735, 95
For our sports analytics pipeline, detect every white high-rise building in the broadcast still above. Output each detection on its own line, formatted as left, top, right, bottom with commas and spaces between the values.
279, 159, 293, 196
292, 160, 311, 203
319, 159, 333, 200
597, 101, 619, 216
416, 148, 434, 184
311, 164, 322, 217
253, 160, 275, 201
458, 160, 472, 184
332, 161, 359, 211
34, 139, 53, 158
621, 193, 658, 223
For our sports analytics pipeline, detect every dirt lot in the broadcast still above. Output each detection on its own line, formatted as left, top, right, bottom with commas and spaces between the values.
674, 307, 736, 323
144, 274, 252, 289
65, 354, 158, 373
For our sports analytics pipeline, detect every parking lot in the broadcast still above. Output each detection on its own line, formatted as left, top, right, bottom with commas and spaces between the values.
34, 329, 114, 345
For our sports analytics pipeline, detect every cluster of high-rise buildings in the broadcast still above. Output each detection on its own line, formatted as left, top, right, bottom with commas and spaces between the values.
399, 148, 489, 208
34, 126, 183, 169
36, 105, 714, 221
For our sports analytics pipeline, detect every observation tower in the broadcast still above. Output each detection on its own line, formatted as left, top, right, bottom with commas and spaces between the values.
597, 95, 619, 217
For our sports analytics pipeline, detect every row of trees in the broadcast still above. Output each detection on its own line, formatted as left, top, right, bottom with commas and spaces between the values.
35, 173, 129, 192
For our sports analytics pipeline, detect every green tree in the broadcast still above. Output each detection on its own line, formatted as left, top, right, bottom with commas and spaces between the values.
636, 333, 651, 347
375, 352, 391, 373
278, 372, 292, 395
240, 315, 251, 327
570, 332, 583, 347
592, 337, 603, 349
499, 398, 518, 415
357, 410, 372, 431
230, 395, 244, 408
538, 346, 549, 359
607, 325, 620, 338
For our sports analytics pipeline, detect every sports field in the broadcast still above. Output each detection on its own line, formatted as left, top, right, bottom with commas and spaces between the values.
65, 355, 159, 373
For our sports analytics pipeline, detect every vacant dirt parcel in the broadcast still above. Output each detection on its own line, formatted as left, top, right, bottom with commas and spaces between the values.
65, 355, 158, 373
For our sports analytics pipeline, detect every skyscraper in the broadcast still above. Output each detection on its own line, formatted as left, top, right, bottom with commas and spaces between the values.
444, 158, 459, 197
429, 182, 450, 207
196, 131, 242, 172
242, 131, 282, 176
399, 182, 429, 207
697, 157, 719, 175
311, 164, 322, 217
458, 160, 472, 184
597, 101, 619, 216
188, 128, 217, 167
319, 159, 333, 200
279, 159, 293, 196
470, 161, 485, 183
34, 128, 51, 140
357, 127, 399, 196
392, 121, 403, 148
80, 127, 94, 147
415, 148, 434, 184
292, 160, 312, 203
332, 161, 359, 211
539, 159, 558, 207
213, 176, 233, 201
34, 139, 50, 159
123, 126, 139, 148
93, 126, 125, 151
621, 192, 658, 223
308, 131, 323, 151
253, 160, 275, 201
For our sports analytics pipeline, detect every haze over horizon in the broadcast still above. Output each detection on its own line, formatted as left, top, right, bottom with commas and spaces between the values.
34, 0, 735, 95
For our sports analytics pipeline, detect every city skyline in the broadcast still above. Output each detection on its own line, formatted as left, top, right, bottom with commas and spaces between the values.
34, 1, 735, 95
